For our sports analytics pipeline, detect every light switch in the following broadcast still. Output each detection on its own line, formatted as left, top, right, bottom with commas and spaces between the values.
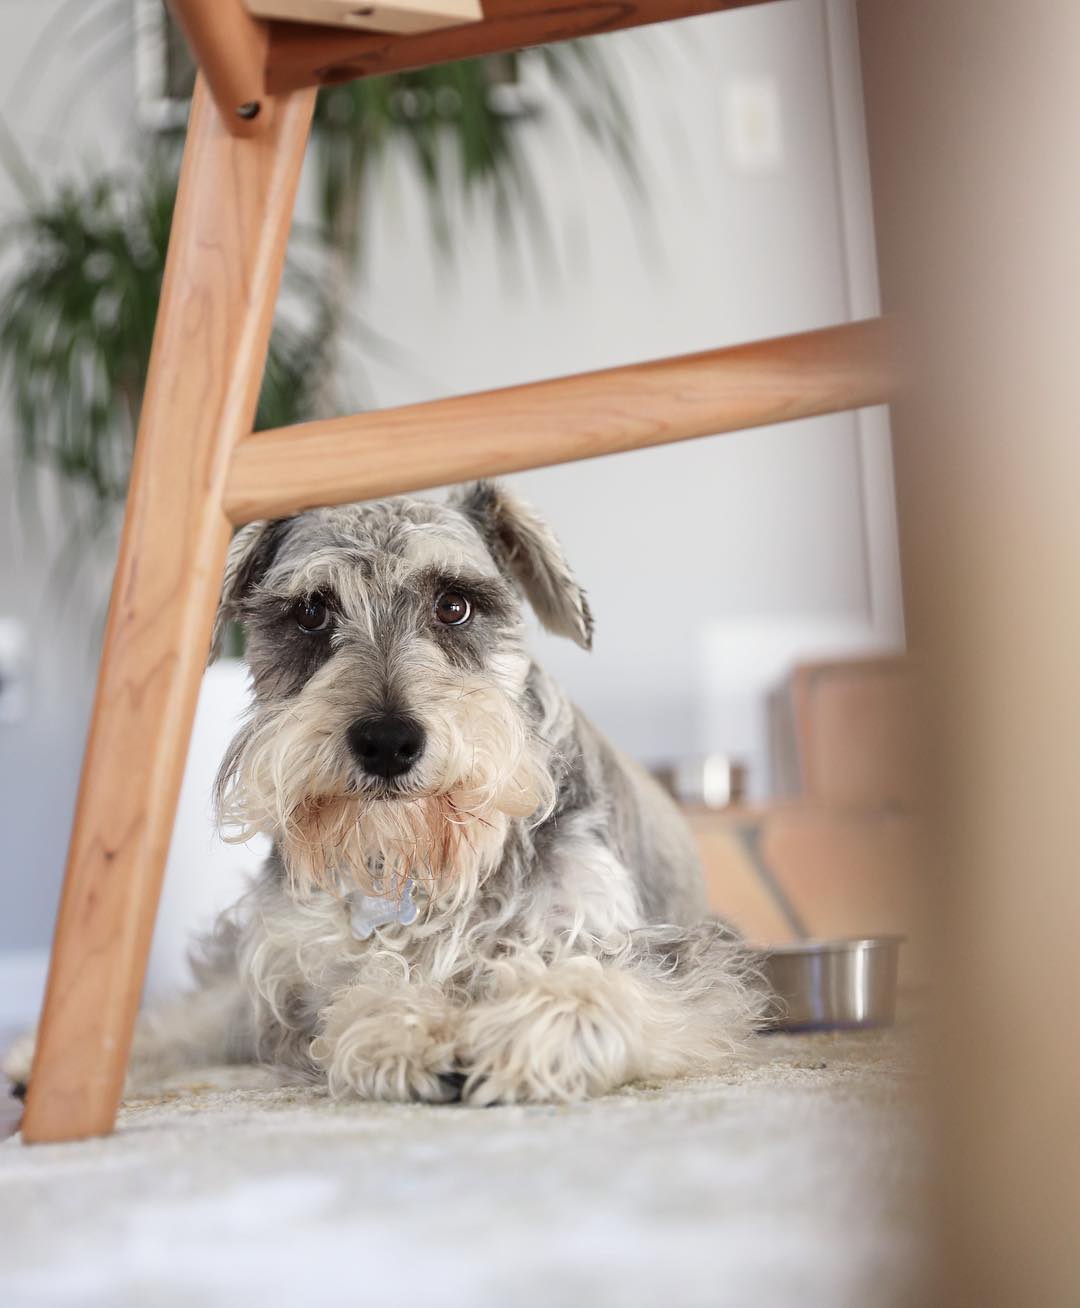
724, 76, 784, 174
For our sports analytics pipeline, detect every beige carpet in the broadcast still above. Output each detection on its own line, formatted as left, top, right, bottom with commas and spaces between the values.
0, 1023, 927, 1308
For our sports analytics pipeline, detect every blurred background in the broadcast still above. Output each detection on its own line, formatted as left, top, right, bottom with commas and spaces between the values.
0, 0, 909, 1018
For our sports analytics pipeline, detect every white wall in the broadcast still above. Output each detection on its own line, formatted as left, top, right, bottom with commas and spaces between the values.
0, 0, 901, 957
353, 0, 902, 767
0, 4, 135, 951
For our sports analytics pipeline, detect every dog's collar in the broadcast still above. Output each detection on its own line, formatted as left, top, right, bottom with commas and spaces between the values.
346, 878, 418, 940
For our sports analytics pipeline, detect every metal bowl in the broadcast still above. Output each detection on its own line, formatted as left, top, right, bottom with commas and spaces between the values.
755, 936, 904, 1032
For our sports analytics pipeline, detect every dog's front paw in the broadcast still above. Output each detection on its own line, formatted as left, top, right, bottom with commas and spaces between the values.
457, 957, 632, 1106
312, 987, 460, 1103
3, 1030, 35, 1099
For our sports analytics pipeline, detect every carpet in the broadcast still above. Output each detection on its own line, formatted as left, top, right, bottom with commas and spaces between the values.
0, 1022, 927, 1308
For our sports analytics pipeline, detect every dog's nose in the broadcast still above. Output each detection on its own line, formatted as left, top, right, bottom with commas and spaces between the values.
347, 713, 426, 779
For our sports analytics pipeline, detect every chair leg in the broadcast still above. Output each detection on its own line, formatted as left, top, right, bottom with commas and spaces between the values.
21, 78, 315, 1144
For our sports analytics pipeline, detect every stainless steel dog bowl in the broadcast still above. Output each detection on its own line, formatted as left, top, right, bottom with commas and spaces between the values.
755, 936, 904, 1032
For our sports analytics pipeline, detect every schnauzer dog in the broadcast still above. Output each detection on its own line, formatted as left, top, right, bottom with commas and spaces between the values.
8, 483, 759, 1105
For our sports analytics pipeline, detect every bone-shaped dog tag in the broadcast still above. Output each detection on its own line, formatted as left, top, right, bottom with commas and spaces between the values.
347, 877, 419, 940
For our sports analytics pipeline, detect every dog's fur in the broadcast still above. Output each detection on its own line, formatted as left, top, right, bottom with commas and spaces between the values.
7, 483, 760, 1105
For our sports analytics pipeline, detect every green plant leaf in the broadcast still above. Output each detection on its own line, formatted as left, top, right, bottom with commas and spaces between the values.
1, 17, 643, 535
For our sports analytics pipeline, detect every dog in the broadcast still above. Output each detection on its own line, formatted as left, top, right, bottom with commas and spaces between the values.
7, 482, 760, 1106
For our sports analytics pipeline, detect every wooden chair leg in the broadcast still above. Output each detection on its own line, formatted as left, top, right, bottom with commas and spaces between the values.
861, 4, 1080, 1303
21, 78, 315, 1144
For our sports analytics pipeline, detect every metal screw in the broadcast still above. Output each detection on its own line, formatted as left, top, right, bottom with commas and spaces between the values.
236, 101, 261, 120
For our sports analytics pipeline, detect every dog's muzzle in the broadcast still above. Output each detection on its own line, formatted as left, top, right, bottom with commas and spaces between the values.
347, 712, 426, 780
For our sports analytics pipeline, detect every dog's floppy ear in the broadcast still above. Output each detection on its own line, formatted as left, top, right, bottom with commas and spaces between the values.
453, 481, 594, 650
210, 519, 290, 661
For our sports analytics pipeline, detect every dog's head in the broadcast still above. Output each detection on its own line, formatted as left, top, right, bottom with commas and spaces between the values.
214, 482, 592, 901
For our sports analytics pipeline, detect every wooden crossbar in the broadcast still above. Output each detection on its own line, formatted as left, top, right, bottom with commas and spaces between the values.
170, 0, 788, 129
224, 317, 897, 524
264, 0, 778, 93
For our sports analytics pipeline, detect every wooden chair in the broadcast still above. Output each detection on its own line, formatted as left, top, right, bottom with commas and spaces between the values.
20, 0, 896, 1144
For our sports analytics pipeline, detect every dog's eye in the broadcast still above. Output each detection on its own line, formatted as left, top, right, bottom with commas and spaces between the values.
434, 591, 472, 627
294, 597, 330, 633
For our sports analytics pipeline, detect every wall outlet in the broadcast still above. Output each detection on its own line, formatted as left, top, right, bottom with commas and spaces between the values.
0, 619, 29, 723
724, 76, 785, 174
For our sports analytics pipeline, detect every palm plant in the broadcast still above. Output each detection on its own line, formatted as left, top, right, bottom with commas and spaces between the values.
0, 5, 640, 537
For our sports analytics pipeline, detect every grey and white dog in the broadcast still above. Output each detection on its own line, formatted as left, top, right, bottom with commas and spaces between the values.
9, 483, 759, 1105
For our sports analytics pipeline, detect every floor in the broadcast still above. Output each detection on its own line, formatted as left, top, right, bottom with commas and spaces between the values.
0, 1021, 927, 1308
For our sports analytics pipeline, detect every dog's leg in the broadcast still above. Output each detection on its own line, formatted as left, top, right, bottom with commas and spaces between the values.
456, 933, 760, 1106
4, 978, 255, 1100
2, 1033, 37, 1099
125, 980, 256, 1091
311, 981, 462, 1103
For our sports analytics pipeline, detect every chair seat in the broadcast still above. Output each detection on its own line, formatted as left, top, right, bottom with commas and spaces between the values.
246, 0, 482, 37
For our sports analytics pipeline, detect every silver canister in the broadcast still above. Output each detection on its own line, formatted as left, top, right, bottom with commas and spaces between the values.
654, 755, 748, 808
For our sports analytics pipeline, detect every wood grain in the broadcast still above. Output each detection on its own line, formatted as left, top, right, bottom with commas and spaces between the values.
860, 2, 1080, 1302
168, 0, 271, 135
264, 0, 776, 91
21, 79, 315, 1144
249, 0, 483, 38
224, 317, 898, 524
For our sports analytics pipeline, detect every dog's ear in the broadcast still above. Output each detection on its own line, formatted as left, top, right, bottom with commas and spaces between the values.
210, 519, 290, 661
453, 481, 594, 650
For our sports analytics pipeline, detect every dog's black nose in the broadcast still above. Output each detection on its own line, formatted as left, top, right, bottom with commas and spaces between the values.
347, 713, 425, 779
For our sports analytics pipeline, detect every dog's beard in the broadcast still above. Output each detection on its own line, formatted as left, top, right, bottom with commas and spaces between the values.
216, 677, 555, 906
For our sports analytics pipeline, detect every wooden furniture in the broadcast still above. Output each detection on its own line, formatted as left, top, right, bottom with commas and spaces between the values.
687, 656, 925, 980
21, 0, 898, 1144
858, 3, 1080, 1303
246, 0, 484, 39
